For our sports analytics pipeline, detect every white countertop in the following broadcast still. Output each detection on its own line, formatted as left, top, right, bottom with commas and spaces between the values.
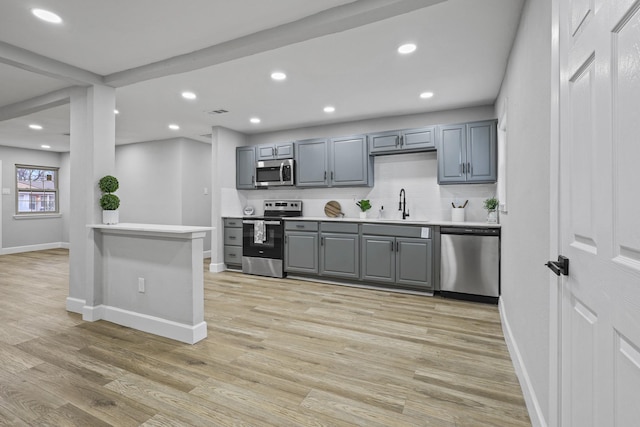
233, 216, 500, 228
89, 223, 213, 234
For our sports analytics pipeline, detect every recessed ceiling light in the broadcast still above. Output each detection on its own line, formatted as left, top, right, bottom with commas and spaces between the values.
250, 117, 261, 124
271, 72, 287, 81
420, 91, 434, 99
114, 109, 119, 114
398, 43, 417, 54
41, 145, 51, 149
181, 91, 197, 100
168, 124, 180, 130
323, 106, 336, 113
31, 8, 62, 24
29, 124, 43, 130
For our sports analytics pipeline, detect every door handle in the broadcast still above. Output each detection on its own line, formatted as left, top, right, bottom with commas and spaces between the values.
546, 255, 569, 276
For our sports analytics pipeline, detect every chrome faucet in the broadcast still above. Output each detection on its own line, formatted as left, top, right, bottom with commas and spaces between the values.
399, 188, 409, 219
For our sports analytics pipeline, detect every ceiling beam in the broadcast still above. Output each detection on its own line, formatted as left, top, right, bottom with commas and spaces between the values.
0, 41, 103, 86
0, 87, 71, 122
105, 0, 445, 87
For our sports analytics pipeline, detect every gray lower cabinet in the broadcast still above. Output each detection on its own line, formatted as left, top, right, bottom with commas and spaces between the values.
236, 146, 256, 189
284, 221, 318, 274
437, 120, 497, 184
369, 126, 436, 155
319, 222, 359, 279
361, 224, 433, 290
223, 217, 243, 268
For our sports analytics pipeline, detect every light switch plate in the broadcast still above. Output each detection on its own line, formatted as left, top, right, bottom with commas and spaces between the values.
2, 188, 10, 195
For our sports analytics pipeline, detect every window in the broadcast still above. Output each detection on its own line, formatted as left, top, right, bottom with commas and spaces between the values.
16, 165, 59, 214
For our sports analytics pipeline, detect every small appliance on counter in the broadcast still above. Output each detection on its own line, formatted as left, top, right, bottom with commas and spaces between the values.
242, 200, 302, 278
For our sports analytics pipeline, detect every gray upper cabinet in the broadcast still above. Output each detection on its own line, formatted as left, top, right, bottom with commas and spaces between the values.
236, 146, 256, 189
369, 126, 436, 155
295, 138, 329, 187
437, 120, 497, 184
330, 135, 372, 187
296, 136, 372, 188
256, 142, 294, 161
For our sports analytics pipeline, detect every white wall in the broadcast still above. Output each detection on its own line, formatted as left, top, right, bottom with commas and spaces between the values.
495, 0, 551, 424
0, 145, 66, 251
238, 106, 498, 221
116, 137, 212, 252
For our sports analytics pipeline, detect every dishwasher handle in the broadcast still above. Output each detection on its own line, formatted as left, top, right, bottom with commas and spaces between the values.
440, 227, 500, 236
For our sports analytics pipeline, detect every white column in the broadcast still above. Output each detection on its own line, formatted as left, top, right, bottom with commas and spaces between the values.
66, 85, 116, 315
209, 127, 224, 272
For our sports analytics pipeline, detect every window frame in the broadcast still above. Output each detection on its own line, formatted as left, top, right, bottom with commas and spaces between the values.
15, 164, 60, 215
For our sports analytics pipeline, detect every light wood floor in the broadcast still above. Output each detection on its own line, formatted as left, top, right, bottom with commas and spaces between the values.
0, 249, 530, 426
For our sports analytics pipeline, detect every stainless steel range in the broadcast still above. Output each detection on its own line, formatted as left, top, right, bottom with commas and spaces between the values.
242, 200, 302, 278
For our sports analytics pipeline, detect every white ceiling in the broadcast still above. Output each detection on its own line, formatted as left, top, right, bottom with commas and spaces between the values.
0, 0, 524, 152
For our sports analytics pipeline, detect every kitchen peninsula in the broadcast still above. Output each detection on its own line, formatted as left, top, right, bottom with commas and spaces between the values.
87, 223, 212, 344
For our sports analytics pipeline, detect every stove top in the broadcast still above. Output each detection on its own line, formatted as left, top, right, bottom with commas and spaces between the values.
262, 200, 302, 218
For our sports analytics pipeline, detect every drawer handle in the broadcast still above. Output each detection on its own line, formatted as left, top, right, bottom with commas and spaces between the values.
296, 225, 305, 228
228, 254, 237, 258
229, 236, 236, 240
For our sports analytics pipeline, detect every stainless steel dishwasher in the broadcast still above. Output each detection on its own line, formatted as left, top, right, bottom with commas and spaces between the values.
440, 226, 500, 304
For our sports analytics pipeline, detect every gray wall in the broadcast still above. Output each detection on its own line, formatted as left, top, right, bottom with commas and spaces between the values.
495, 0, 551, 423
0, 145, 66, 250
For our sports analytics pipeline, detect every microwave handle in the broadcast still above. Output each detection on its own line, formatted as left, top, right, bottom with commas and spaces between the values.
279, 162, 284, 182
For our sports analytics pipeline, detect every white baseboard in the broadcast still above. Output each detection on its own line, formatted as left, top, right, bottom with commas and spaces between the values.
500, 298, 546, 427
2, 242, 66, 255
203, 250, 211, 259
66, 297, 85, 314
82, 304, 207, 344
209, 262, 226, 273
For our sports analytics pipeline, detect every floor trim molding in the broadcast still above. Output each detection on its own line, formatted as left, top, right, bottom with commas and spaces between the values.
83, 304, 207, 344
500, 298, 546, 427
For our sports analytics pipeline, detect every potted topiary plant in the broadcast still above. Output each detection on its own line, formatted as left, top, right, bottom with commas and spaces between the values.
356, 199, 372, 219
483, 197, 499, 223
99, 175, 120, 225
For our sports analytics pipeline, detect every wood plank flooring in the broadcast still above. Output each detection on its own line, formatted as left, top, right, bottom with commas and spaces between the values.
0, 249, 530, 426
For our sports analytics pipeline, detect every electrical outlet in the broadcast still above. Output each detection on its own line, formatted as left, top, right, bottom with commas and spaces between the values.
1, 188, 10, 195
203, 187, 209, 195
138, 277, 145, 293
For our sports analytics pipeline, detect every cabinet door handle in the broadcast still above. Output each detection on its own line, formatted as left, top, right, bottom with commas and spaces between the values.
396, 241, 399, 252
331, 171, 334, 181
400, 135, 404, 147
461, 163, 465, 174
321, 237, 324, 246
468, 162, 472, 175
324, 171, 327, 180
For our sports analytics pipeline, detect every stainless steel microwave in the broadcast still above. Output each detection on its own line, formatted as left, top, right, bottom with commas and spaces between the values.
255, 159, 295, 187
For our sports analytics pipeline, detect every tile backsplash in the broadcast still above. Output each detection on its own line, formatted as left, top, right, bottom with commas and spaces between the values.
224, 151, 497, 223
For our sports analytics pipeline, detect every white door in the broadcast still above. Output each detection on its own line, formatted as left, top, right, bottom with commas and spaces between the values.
557, 0, 640, 425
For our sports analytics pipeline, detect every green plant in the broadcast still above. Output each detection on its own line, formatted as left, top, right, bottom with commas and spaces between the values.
98, 175, 119, 193
98, 175, 120, 211
483, 197, 499, 211
356, 199, 372, 212
100, 194, 120, 210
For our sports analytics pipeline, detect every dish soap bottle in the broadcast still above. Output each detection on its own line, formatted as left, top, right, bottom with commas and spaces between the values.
378, 206, 384, 219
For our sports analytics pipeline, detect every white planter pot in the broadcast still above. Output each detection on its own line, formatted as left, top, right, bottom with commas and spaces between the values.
359, 212, 367, 219
487, 209, 498, 224
102, 210, 119, 225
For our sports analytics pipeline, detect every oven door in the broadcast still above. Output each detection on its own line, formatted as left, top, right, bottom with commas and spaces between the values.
242, 219, 284, 259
